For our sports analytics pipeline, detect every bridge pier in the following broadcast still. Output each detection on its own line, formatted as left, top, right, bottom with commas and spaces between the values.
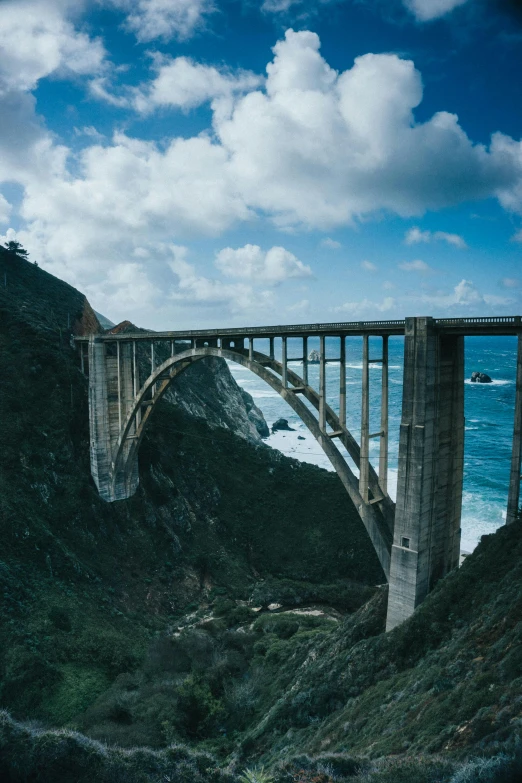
386, 318, 464, 630
507, 333, 522, 524
88, 336, 138, 502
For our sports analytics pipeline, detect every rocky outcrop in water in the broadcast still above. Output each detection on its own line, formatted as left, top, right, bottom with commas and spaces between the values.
272, 418, 295, 432
471, 371, 493, 383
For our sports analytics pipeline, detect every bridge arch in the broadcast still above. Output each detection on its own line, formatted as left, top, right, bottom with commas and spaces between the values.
111, 345, 393, 576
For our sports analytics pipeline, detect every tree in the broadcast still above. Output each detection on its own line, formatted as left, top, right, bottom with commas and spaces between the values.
4, 241, 29, 260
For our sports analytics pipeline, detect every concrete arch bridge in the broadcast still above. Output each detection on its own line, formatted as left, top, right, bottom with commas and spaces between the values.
76, 316, 522, 629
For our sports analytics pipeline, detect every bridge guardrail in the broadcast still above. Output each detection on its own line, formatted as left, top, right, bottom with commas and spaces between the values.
74, 315, 522, 342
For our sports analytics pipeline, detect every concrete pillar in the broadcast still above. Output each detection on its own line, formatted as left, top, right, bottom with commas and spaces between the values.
89, 337, 113, 500
151, 341, 156, 396
339, 336, 346, 429
379, 335, 389, 495
88, 337, 139, 502
507, 333, 522, 524
360, 334, 369, 503
303, 336, 308, 385
282, 336, 288, 388
249, 337, 254, 362
319, 335, 326, 431
113, 342, 139, 500
386, 318, 464, 631
269, 337, 275, 361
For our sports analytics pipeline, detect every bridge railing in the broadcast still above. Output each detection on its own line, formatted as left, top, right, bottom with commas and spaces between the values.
435, 316, 521, 326
75, 315, 521, 342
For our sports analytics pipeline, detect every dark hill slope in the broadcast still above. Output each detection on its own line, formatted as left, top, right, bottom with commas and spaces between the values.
240, 519, 522, 764
0, 249, 382, 731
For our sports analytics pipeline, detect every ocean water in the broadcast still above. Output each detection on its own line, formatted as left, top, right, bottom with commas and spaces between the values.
227, 335, 519, 553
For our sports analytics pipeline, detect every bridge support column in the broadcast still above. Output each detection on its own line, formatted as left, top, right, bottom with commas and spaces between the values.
507, 333, 522, 524
386, 317, 464, 631
88, 338, 138, 502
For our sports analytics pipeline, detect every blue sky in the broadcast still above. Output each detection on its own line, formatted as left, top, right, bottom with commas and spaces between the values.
0, 0, 521, 329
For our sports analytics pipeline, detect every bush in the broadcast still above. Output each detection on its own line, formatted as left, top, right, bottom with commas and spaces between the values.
450, 751, 522, 783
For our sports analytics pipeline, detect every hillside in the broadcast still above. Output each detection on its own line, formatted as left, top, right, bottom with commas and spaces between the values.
0, 246, 521, 783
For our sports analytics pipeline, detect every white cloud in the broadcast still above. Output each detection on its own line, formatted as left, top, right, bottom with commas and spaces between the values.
333, 296, 396, 316
500, 277, 520, 289
0, 195, 12, 224
383, 280, 395, 290
0, 0, 106, 93
320, 237, 341, 249
169, 245, 273, 312
215, 244, 312, 284
405, 226, 467, 248
3, 27, 522, 328
404, 0, 470, 22
108, 0, 214, 43
420, 279, 513, 308
398, 259, 432, 272
512, 229, 522, 243
215, 29, 522, 230
360, 260, 377, 271
130, 56, 261, 114
85, 262, 161, 320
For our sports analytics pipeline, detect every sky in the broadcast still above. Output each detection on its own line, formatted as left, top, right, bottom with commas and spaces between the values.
0, 0, 521, 329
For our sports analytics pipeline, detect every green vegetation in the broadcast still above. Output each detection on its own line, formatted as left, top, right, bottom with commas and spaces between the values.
3, 240, 29, 259
1, 245, 521, 782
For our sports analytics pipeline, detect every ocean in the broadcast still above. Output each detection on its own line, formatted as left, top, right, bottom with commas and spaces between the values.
226, 335, 519, 553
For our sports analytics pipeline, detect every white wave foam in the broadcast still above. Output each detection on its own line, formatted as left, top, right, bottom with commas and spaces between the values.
250, 390, 280, 398
465, 379, 511, 386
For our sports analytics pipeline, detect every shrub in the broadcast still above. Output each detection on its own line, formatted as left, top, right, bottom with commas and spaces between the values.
239, 766, 274, 783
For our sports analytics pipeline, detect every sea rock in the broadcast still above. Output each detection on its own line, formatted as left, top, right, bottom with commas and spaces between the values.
272, 418, 295, 432
308, 349, 320, 364
240, 389, 270, 438
471, 371, 493, 384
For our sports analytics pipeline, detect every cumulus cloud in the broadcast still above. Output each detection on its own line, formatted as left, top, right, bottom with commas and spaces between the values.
500, 277, 520, 288
130, 56, 261, 114
512, 229, 522, 242
405, 226, 467, 248
403, 0, 470, 22
107, 0, 214, 43
420, 278, 513, 308
169, 246, 273, 312
0, 0, 106, 93
361, 260, 377, 271
215, 244, 312, 284
398, 259, 432, 272
85, 262, 161, 320
0, 195, 12, 225
3, 26, 522, 325
216, 29, 522, 229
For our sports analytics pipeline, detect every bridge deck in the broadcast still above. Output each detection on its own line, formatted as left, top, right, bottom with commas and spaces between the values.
75, 315, 522, 342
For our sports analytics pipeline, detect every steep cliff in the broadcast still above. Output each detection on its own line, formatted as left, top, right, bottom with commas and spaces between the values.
2, 246, 521, 783
0, 246, 381, 737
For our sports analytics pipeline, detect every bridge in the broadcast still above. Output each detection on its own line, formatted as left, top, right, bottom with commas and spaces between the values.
76, 315, 522, 630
